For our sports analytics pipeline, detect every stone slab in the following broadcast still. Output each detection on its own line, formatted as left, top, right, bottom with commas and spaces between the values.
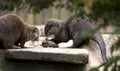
4, 47, 88, 64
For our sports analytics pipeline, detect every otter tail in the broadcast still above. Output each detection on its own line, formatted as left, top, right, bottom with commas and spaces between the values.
91, 32, 107, 63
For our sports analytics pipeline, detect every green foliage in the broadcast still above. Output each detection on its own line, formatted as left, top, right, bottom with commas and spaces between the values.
0, 0, 55, 14
81, 28, 92, 39
90, 0, 120, 29
111, 37, 120, 53
25, 0, 55, 14
65, 0, 84, 16
90, 55, 120, 71
0, 0, 23, 10
57, 0, 85, 16
90, 68, 100, 71
57, 0, 120, 29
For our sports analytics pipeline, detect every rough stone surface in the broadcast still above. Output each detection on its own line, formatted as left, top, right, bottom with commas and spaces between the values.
24, 34, 119, 68
5, 48, 88, 64
0, 34, 119, 71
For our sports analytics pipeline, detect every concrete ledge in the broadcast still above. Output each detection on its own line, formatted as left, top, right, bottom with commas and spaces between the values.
4, 47, 88, 64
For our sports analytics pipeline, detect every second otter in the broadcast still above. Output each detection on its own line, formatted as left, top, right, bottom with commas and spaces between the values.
44, 15, 107, 63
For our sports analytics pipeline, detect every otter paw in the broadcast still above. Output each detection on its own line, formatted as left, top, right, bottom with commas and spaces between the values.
42, 40, 58, 48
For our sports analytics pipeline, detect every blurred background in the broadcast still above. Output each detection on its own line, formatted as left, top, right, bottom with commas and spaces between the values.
0, 0, 120, 34
0, 0, 72, 25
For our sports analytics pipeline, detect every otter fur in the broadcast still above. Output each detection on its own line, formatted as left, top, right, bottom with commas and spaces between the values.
44, 15, 107, 63
0, 14, 39, 49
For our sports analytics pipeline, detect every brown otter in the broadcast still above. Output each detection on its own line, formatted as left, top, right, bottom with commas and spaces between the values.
44, 15, 107, 63
0, 14, 39, 49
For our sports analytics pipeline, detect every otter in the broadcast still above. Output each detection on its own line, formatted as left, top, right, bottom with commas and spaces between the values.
0, 14, 39, 49
44, 15, 107, 63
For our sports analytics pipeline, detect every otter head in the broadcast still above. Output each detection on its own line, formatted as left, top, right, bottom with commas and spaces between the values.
45, 19, 63, 37
28, 26, 40, 41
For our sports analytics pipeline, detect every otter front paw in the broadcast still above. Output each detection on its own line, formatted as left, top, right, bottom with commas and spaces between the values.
42, 39, 58, 48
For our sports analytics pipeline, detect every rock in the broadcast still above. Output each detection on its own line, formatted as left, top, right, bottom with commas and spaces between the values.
5, 48, 88, 64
